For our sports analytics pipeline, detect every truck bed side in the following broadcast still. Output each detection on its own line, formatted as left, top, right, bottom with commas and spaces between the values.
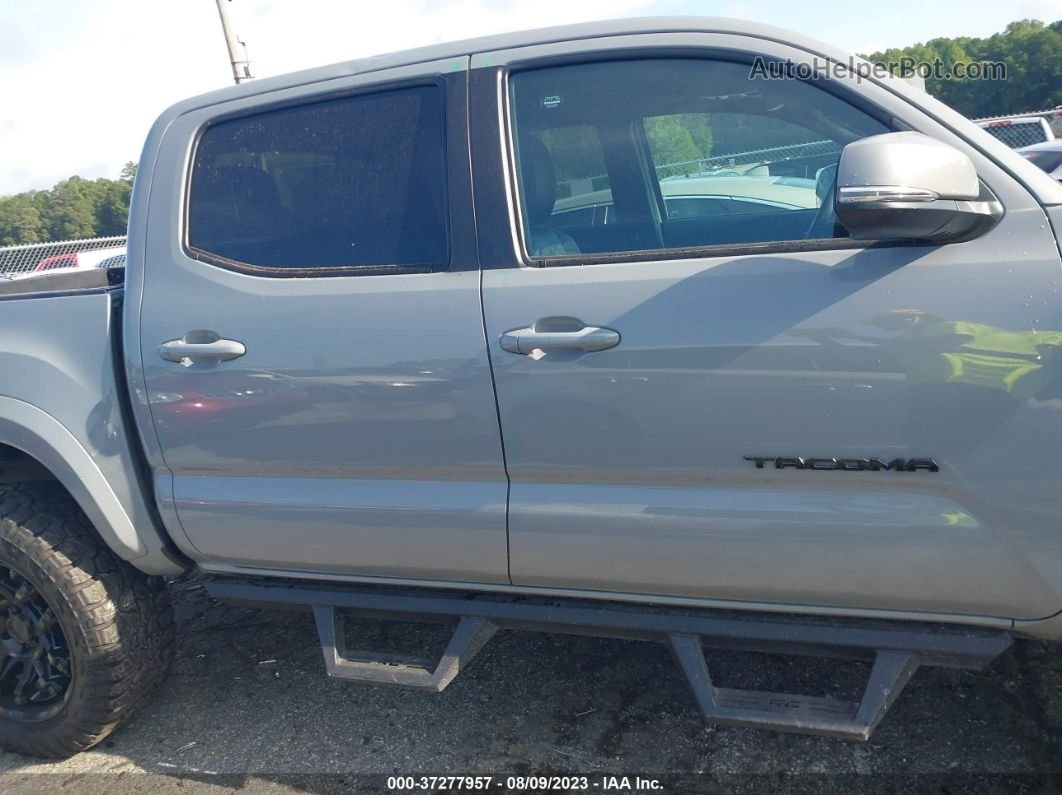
0, 272, 186, 575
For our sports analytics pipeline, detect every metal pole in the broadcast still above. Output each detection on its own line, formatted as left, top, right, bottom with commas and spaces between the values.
214, 0, 252, 84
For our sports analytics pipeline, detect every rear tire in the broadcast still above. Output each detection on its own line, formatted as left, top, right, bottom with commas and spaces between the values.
0, 483, 175, 758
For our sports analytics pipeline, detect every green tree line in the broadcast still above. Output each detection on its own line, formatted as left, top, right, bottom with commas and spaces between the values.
543, 116, 715, 184
865, 19, 1062, 118
571, 19, 1062, 186
0, 162, 136, 246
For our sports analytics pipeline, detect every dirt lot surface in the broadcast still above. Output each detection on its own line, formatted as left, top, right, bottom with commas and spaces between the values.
1, 575, 1061, 793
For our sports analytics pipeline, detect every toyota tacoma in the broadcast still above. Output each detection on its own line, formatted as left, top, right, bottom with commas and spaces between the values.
2, 17, 1062, 756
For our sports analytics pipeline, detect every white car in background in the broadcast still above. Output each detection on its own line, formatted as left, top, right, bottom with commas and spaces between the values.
976, 115, 1055, 148
0, 245, 127, 282
32, 246, 126, 273
1018, 140, 1062, 183
549, 173, 820, 227
0, 246, 126, 283
1050, 106, 1062, 138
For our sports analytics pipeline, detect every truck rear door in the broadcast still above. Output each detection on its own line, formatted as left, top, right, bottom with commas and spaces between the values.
130, 59, 510, 583
471, 36, 1062, 619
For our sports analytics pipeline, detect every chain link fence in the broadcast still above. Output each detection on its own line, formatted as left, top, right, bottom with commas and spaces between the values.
0, 236, 126, 280
654, 139, 841, 180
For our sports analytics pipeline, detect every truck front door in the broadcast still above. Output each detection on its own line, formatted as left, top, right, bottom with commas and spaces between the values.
472, 40, 1062, 619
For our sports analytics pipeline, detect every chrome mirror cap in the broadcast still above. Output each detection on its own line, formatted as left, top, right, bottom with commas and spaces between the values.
837, 185, 939, 204
837, 131, 980, 202
835, 132, 1001, 243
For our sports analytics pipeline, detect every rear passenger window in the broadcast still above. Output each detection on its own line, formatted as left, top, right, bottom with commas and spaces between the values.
188, 85, 448, 272
509, 59, 890, 261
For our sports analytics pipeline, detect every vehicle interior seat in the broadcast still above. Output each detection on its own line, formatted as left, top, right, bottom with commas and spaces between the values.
518, 135, 581, 257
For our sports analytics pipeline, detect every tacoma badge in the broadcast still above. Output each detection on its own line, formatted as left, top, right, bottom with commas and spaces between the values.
744, 456, 939, 472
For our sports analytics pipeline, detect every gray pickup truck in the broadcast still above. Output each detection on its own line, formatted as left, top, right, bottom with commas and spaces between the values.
3, 17, 1062, 758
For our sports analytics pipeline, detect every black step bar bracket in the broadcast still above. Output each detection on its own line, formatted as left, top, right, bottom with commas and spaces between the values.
313, 606, 497, 692
669, 633, 920, 740
207, 578, 1011, 741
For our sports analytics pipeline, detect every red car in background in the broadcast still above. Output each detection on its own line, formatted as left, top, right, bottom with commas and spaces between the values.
33, 246, 125, 272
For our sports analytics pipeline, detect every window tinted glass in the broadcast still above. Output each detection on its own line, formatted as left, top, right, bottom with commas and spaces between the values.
509, 60, 889, 260
189, 85, 448, 271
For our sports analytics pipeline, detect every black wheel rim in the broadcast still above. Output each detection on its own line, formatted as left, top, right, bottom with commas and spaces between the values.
0, 564, 72, 721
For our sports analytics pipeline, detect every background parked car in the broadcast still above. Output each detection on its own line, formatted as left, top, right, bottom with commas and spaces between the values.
547, 173, 820, 229
1018, 140, 1062, 182
976, 115, 1055, 148
34, 245, 125, 272
0, 245, 127, 283
93, 252, 127, 270
1050, 106, 1062, 138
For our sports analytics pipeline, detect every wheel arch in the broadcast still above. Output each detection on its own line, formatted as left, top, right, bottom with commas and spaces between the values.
0, 397, 184, 575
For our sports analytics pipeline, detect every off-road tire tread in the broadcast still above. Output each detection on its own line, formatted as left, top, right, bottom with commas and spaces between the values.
0, 482, 174, 757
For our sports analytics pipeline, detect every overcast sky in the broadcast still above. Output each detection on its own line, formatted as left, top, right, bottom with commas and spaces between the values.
1, 0, 1059, 195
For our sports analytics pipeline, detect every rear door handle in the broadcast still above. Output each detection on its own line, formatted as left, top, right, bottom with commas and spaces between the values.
159, 335, 246, 364
500, 324, 620, 355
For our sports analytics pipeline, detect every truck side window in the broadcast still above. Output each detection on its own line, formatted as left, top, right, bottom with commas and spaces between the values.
508, 59, 890, 261
188, 84, 448, 272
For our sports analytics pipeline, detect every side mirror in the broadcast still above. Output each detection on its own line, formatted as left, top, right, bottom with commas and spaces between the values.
835, 132, 1002, 243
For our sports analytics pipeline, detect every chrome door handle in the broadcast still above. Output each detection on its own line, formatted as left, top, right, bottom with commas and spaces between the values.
500, 324, 620, 355
159, 336, 246, 364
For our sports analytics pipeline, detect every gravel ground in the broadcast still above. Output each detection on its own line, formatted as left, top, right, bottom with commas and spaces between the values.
1, 575, 1061, 793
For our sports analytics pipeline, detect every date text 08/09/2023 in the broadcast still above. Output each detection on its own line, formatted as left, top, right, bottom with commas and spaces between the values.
386, 775, 665, 791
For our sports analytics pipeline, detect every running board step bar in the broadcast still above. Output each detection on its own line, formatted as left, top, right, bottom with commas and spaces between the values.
669, 634, 919, 740
313, 607, 498, 691
207, 578, 1012, 741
